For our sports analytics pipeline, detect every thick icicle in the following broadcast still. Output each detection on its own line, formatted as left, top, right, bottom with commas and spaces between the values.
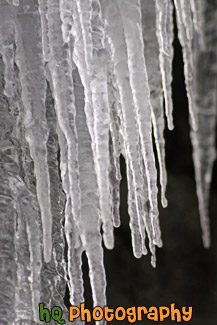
72, 1, 114, 249
190, 0, 217, 248
15, 0, 52, 262
141, 0, 168, 208
117, 0, 162, 248
73, 67, 107, 310
47, 1, 84, 306
90, 0, 114, 249
155, 0, 174, 130
47, 0, 81, 244
40, 81, 69, 322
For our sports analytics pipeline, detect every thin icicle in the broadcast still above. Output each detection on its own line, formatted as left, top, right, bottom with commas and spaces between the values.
190, 1, 217, 248
117, 0, 162, 248
72, 1, 95, 141
107, 59, 122, 227
174, 0, 198, 131
57, 125, 84, 306
76, 0, 93, 76
15, 1, 52, 263
141, 0, 168, 208
155, 0, 174, 130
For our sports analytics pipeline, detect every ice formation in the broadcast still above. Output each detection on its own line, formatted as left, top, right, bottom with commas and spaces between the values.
0, 0, 216, 323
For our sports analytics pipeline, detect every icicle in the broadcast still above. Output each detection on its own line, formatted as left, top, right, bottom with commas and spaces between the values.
174, 0, 198, 131
12, 57, 42, 323
72, 0, 114, 249
39, 81, 69, 322
47, 0, 81, 246
141, 0, 168, 208
117, 0, 162, 247
73, 67, 107, 310
107, 58, 122, 227
90, 0, 114, 250
190, 1, 217, 248
57, 125, 84, 306
155, 0, 174, 130
15, 0, 52, 263
71, 1, 94, 141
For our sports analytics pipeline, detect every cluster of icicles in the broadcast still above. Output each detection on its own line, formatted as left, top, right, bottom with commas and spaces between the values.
0, 0, 216, 323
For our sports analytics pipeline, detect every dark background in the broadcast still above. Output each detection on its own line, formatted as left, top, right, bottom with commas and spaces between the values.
64, 18, 217, 325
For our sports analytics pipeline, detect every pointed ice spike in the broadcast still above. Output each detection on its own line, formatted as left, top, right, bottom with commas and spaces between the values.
117, 0, 162, 247
141, 0, 168, 207
73, 66, 107, 308
155, 0, 174, 130
190, 1, 217, 248
15, 0, 52, 262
